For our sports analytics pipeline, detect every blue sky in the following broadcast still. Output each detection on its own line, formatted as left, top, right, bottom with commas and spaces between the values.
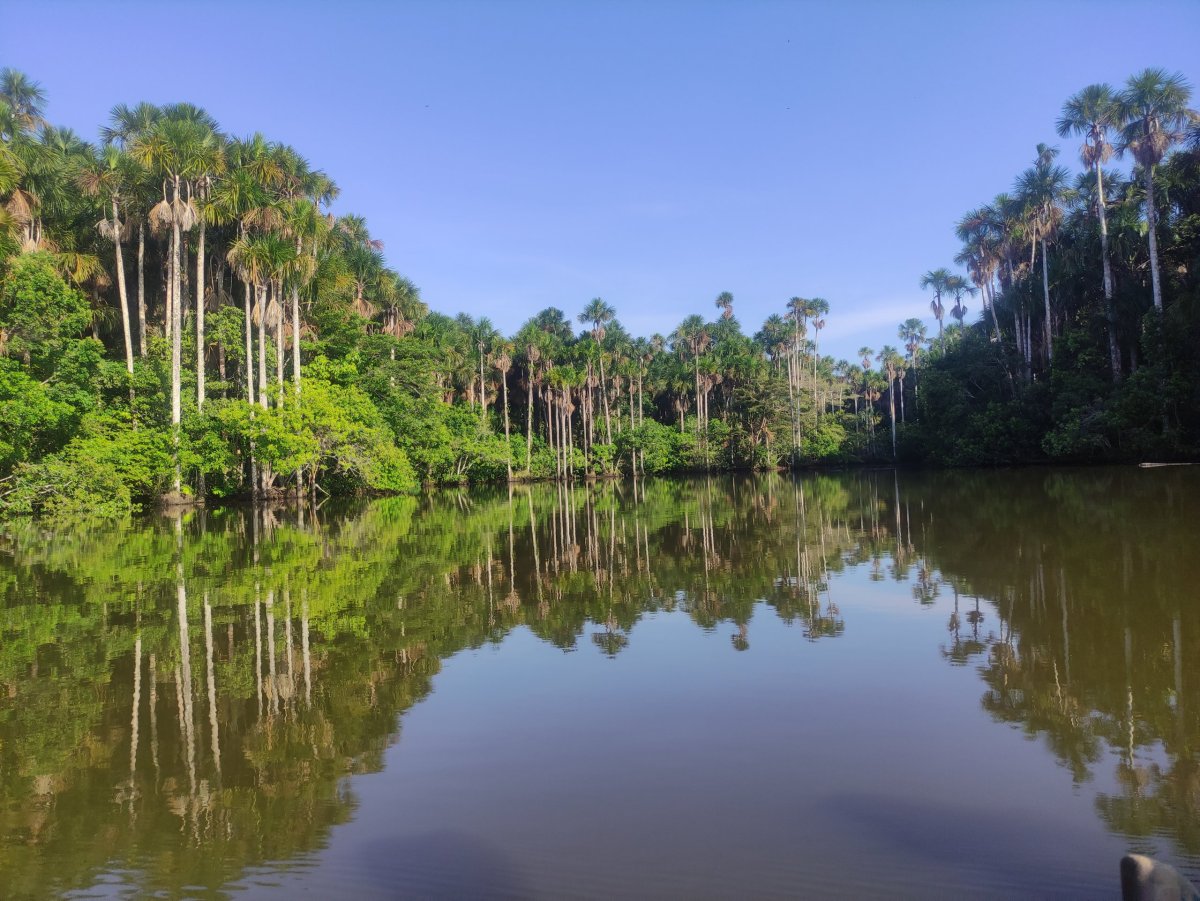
4, 0, 1198, 360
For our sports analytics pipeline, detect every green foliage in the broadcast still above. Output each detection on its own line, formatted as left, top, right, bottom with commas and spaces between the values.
0, 253, 90, 376
0, 358, 78, 471
801, 419, 848, 461
0, 414, 172, 520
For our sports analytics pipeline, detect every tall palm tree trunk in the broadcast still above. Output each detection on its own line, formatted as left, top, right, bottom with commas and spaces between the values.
195, 216, 206, 409
1041, 239, 1053, 364
1145, 165, 1163, 313
291, 285, 301, 393
164, 239, 172, 343
257, 286, 268, 409
479, 344, 488, 423
599, 355, 612, 444
564, 388, 574, 478
275, 289, 285, 404
986, 279, 1001, 341
1095, 162, 1121, 380
170, 188, 183, 494
502, 374, 512, 481
243, 281, 255, 403
888, 379, 897, 460
112, 199, 134, 379
137, 222, 146, 356
525, 373, 534, 476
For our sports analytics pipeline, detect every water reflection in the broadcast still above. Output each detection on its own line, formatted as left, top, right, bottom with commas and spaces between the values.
0, 467, 1197, 896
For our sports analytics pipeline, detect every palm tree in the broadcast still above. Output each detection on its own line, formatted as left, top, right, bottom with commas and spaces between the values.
227, 233, 279, 408
920, 269, 950, 340
992, 191, 1035, 379
76, 145, 135, 380
338, 215, 385, 323
877, 345, 901, 460
714, 291, 734, 320
283, 197, 332, 390
673, 313, 711, 439
188, 125, 225, 411
1015, 143, 1071, 364
784, 297, 810, 457
1058, 83, 1123, 380
897, 319, 926, 405
1117, 68, 1196, 313
132, 116, 215, 491
579, 297, 616, 443
808, 296, 829, 379
944, 274, 974, 328
103, 102, 162, 356
482, 317, 501, 420
0, 69, 47, 133
954, 207, 1002, 342
858, 344, 878, 441
515, 326, 547, 475
494, 342, 514, 480
211, 134, 283, 408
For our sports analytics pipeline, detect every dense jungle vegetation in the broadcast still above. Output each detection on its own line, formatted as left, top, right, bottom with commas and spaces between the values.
0, 67, 1197, 517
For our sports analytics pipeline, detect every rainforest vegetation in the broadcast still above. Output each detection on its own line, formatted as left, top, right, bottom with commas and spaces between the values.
0, 67, 1197, 518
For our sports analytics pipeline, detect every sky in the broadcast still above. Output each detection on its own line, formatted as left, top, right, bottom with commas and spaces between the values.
3, 0, 1199, 361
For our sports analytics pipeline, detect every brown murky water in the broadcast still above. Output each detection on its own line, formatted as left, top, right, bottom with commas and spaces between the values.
2, 467, 1198, 898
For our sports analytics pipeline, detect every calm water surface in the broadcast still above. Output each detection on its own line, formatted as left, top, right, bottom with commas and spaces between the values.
2, 468, 1198, 899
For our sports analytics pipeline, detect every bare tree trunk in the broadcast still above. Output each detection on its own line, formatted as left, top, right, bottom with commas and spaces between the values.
137, 222, 146, 356
196, 216, 206, 409
985, 279, 1001, 342
1041, 238, 1053, 365
479, 343, 488, 423
565, 388, 574, 478
170, 188, 183, 494
525, 373, 534, 476
599, 354, 612, 444
243, 281, 254, 403
164, 238, 172, 343
1145, 164, 1163, 313
888, 378, 896, 460
257, 285, 268, 409
292, 285, 302, 495
547, 389, 559, 480
275, 287, 285, 403
112, 199, 134, 378
291, 284, 301, 394
1095, 162, 1121, 380
502, 370, 512, 481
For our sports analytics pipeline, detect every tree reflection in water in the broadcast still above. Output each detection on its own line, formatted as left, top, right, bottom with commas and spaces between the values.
0, 467, 1197, 894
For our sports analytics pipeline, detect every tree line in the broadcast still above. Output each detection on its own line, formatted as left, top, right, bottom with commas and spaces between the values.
0, 67, 911, 518
891, 68, 1200, 464
1, 66, 1198, 517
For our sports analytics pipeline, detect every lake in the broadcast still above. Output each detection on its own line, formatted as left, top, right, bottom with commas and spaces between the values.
1, 467, 1198, 898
